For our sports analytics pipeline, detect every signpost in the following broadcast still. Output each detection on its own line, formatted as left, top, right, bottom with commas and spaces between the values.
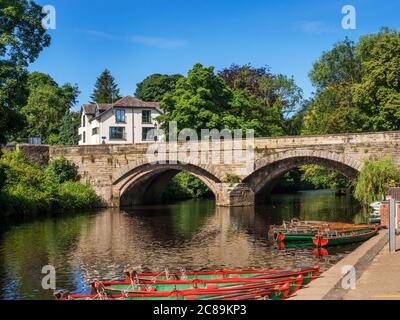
389, 199, 396, 253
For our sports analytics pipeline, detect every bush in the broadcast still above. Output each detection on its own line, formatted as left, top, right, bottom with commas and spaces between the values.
45, 156, 79, 185
57, 181, 99, 210
0, 150, 46, 189
0, 150, 98, 214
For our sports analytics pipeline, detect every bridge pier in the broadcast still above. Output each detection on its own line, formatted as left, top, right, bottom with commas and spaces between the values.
216, 183, 255, 207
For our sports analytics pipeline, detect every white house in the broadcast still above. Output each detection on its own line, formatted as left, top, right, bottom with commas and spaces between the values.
78, 96, 163, 145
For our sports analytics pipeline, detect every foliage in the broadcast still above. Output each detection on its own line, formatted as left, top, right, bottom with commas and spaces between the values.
0, 150, 98, 214
300, 165, 350, 190
0, 0, 51, 144
135, 74, 183, 102
45, 155, 79, 184
354, 158, 400, 205
303, 29, 400, 135
18, 72, 80, 144
222, 173, 241, 186
90, 69, 121, 103
219, 64, 303, 136
58, 110, 81, 145
57, 181, 99, 210
163, 172, 211, 201
273, 170, 315, 193
353, 28, 400, 131
157, 63, 302, 137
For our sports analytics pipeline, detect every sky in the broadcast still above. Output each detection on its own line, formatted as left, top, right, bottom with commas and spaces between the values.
31, 0, 400, 110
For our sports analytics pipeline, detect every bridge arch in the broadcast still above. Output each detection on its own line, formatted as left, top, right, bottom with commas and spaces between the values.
243, 150, 362, 202
113, 162, 222, 207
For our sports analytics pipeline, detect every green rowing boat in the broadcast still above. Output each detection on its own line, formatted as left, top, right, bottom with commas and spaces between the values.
313, 228, 379, 247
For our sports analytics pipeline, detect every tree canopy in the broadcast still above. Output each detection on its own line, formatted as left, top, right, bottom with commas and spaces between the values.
157, 63, 303, 137
135, 73, 183, 102
18, 72, 80, 144
0, 0, 51, 144
90, 69, 121, 103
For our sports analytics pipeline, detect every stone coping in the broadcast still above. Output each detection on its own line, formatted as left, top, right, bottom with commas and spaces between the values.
291, 230, 389, 300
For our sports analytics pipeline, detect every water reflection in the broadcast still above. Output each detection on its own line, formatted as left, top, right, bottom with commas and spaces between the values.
0, 190, 363, 300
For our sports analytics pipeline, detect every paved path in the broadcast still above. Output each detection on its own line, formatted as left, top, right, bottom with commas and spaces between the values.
292, 230, 389, 300
344, 235, 400, 300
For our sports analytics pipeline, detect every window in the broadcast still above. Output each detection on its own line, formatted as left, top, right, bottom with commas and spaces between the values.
92, 127, 99, 135
142, 127, 156, 141
109, 127, 125, 140
82, 115, 86, 127
83, 132, 86, 143
142, 110, 152, 124
115, 109, 126, 123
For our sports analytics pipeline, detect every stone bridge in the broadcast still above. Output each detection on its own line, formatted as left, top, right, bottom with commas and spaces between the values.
49, 131, 400, 207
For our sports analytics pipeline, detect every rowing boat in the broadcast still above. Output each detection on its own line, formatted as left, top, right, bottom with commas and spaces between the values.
98, 277, 303, 301
121, 266, 319, 284
92, 266, 318, 300
268, 219, 374, 242
55, 281, 293, 300
312, 228, 379, 247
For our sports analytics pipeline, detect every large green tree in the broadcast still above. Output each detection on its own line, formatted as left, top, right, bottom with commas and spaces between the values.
219, 64, 303, 136
158, 64, 233, 133
0, 0, 51, 144
18, 72, 80, 144
90, 69, 121, 103
135, 73, 183, 102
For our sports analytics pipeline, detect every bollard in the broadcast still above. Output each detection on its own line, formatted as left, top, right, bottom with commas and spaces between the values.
389, 199, 396, 253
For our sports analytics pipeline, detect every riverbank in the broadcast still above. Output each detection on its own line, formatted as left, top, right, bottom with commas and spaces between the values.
291, 230, 389, 300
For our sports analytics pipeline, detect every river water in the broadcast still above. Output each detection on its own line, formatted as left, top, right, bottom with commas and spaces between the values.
0, 190, 365, 300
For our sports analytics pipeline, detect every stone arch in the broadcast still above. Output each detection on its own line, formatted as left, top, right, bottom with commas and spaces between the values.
113, 162, 222, 207
243, 150, 362, 202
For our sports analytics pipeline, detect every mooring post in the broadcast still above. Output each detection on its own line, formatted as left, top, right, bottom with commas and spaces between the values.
389, 199, 396, 253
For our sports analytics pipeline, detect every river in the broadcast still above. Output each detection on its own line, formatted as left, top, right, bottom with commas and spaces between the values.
0, 190, 365, 300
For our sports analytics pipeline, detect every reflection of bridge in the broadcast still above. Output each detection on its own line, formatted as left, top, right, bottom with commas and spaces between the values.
49, 131, 400, 207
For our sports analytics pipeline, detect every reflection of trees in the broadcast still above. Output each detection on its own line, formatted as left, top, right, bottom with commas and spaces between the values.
0, 193, 363, 299
0, 213, 93, 300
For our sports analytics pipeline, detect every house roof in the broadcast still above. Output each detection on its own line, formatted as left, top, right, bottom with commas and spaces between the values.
82, 96, 162, 118
82, 96, 163, 121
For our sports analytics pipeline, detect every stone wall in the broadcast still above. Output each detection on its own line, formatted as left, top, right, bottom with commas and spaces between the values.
16, 144, 50, 166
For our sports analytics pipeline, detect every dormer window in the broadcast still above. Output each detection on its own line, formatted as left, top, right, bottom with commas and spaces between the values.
116, 109, 126, 123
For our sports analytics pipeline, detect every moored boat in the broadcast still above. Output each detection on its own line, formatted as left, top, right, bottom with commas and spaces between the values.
268, 219, 374, 242
312, 227, 379, 247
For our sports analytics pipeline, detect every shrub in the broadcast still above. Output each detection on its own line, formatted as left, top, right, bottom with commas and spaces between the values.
57, 181, 99, 210
0, 164, 5, 191
0, 150, 46, 189
45, 156, 79, 185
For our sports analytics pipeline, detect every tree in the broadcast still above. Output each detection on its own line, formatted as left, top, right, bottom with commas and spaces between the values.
353, 28, 400, 131
219, 64, 303, 136
354, 158, 399, 205
135, 74, 183, 102
58, 110, 81, 145
90, 69, 121, 103
0, 0, 51, 144
158, 64, 233, 133
19, 73, 80, 144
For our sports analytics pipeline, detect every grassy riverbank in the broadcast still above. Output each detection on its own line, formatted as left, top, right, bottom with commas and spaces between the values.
0, 150, 99, 215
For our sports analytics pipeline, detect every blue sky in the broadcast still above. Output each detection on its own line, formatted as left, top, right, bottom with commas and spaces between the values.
32, 0, 400, 110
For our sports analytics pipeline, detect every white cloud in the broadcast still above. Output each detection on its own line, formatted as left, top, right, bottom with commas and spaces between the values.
81, 30, 186, 49
294, 20, 337, 34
